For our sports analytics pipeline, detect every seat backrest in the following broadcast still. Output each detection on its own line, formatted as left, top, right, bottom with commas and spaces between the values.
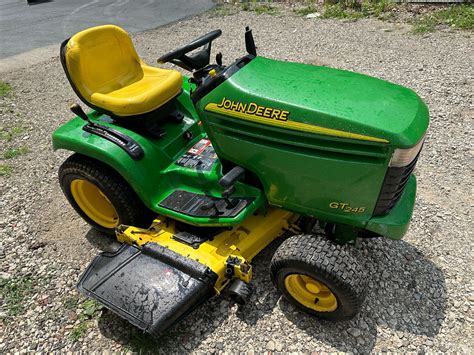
61, 25, 143, 102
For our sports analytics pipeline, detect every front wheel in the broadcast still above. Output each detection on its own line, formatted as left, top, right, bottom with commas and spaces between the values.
58, 154, 154, 235
270, 234, 367, 321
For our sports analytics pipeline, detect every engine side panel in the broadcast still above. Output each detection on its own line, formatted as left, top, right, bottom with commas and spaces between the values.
194, 57, 432, 225
198, 110, 390, 225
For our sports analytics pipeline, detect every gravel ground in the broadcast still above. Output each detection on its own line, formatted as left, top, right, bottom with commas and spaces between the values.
1, 6, 473, 353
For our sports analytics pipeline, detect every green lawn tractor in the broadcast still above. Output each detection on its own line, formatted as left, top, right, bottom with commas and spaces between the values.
52, 25, 429, 338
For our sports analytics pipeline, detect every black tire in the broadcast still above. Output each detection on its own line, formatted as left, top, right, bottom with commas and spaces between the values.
270, 234, 367, 321
58, 153, 154, 235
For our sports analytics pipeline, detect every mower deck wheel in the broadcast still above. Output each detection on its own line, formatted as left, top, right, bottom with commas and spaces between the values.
270, 234, 367, 321
58, 153, 154, 235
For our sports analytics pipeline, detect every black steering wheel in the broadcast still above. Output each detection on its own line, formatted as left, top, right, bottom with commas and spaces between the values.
157, 30, 222, 71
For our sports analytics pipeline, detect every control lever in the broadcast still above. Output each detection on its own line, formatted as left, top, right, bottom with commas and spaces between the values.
201, 199, 222, 215
70, 103, 90, 122
222, 186, 237, 209
219, 166, 245, 188
219, 166, 245, 209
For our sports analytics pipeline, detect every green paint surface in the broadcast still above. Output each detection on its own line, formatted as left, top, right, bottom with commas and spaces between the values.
53, 81, 263, 226
201, 57, 429, 147
53, 59, 429, 239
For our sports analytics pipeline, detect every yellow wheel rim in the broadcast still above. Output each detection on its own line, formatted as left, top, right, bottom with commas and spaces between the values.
70, 179, 119, 229
284, 274, 338, 312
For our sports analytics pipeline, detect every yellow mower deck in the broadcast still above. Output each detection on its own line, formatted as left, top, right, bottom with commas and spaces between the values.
117, 207, 298, 292
77, 208, 298, 337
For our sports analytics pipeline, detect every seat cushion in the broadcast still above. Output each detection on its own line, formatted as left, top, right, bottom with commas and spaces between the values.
90, 65, 183, 117
63, 25, 183, 117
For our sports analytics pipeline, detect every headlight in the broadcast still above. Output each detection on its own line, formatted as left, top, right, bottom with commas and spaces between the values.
389, 137, 425, 167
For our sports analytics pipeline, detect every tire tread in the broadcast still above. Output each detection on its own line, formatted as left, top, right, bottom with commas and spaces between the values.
58, 153, 153, 234
270, 234, 367, 320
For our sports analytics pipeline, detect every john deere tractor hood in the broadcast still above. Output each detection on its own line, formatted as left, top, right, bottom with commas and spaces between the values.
201, 57, 429, 147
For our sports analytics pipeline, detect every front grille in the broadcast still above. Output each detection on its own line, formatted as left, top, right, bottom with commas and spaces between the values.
373, 152, 420, 216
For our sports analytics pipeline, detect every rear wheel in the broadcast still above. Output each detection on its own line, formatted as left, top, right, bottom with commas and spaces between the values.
59, 154, 154, 235
270, 234, 367, 321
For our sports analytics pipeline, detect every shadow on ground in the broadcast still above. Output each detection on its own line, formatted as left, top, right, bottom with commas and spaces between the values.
85, 228, 122, 253
93, 235, 446, 353
27, 0, 54, 6
277, 238, 447, 352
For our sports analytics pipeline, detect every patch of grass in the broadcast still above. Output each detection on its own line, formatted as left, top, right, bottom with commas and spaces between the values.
2, 146, 30, 159
0, 126, 27, 142
293, 0, 319, 16
241, 1, 278, 15
0, 164, 13, 176
70, 321, 88, 341
0, 81, 11, 98
361, 0, 394, 18
80, 299, 102, 319
321, 0, 394, 20
294, 1, 318, 16
439, 5, 474, 29
124, 329, 159, 354
68, 299, 103, 342
294, 6, 317, 16
413, 21, 435, 34
254, 4, 277, 15
208, 4, 240, 17
413, 5, 474, 33
0, 276, 34, 317
322, 3, 351, 19
241, 1, 251, 11
63, 295, 80, 310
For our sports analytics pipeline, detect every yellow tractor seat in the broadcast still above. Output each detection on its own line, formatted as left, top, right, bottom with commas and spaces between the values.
60, 25, 183, 117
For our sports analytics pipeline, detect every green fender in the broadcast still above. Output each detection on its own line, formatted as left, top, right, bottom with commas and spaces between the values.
52, 115, 264, 226
52, 79, 209, 212
52, 79, 264, 226
52, 109, 206, 212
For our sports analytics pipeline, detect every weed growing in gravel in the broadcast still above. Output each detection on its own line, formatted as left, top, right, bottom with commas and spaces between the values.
69, 299, 103, 342
63, 295, 80, 310
0, 81, 11, 97
124, 327, 183, 352
3, 146, 30, 159
124, 329, 159, 353
412, 22, 433, 34
322, 3, 351, 19
413, 5, 474, 33
0, 276, 34, 317
241, 0, 278, 15
254, 4, 277, 15
1, 126, 27, 142
293, 0, 394, 20
293, 0, 319, 16
321, 0, 394, 20
0, 164, 13, 176
80, 299, 103, 318
70, 321, 88, 342
209, 5, 240, 17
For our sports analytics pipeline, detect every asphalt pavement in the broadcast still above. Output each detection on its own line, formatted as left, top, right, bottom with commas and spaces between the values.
0, 0, 215, 59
